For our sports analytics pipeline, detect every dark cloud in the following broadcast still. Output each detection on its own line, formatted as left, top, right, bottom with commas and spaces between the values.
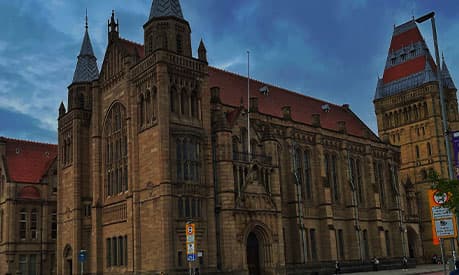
1, 0, 458, 143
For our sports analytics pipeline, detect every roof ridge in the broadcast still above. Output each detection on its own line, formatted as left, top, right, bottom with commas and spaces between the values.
209, 66, 345, 109
119, 37, 144, 47
0, 136, 57, 147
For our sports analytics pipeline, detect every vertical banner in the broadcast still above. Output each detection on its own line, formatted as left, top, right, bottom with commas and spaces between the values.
453, 132, 459, 179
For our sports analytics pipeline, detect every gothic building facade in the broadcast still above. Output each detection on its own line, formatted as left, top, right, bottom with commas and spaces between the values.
57, 1, 413, 274
0, 137, 58, 275
374, 19, 459, 259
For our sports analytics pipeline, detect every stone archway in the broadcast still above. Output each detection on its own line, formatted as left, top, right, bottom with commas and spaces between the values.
63, 244, 73, 275
244, 223, 274, 275
407, 226, 421, 259
247, 232, 261, 275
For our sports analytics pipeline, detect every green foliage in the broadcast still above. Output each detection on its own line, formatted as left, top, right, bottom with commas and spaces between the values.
430, 171, 459, 214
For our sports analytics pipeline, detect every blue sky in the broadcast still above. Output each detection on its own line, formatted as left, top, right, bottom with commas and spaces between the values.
1, 0, 459, 143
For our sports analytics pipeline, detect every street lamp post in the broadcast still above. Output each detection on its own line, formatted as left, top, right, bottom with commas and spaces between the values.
415, 11, 457, 268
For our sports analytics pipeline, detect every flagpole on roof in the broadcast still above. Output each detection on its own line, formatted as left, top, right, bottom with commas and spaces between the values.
247, 50, 251, 162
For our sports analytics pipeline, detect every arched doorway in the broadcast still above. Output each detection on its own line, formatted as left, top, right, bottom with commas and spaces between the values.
63, 245, 73, 275
407, 226, 421, 258
247, 232, 261, 275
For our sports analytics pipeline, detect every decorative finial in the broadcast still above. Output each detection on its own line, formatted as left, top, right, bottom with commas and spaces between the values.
85, 9, 88, 29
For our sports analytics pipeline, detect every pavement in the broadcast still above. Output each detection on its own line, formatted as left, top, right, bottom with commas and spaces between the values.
345, 264, 446, 275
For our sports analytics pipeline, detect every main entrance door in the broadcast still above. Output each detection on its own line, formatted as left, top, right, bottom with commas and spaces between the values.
247, 232, 261, 275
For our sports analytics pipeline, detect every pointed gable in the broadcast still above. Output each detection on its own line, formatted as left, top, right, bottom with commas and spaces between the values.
149, 0, 184, 20
72, 27, 99, 84
208, 67, 378, 141
0, 137, 57, 184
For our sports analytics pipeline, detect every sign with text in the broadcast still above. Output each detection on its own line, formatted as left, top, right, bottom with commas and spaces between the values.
435, 219, 456, 238
429, 190, 457, 245
186, 223, 196, 262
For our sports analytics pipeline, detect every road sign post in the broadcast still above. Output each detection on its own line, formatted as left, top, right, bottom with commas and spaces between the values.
186, 222, 196, 275
78, 250, 87, 275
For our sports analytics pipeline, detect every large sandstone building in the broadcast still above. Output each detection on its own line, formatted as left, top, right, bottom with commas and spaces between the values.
57, 1, 420, 274
374, 19, 459, 259
0, 137, 58, 275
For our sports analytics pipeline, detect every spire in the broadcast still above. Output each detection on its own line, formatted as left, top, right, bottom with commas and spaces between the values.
149, 0, 184, 20
59, 101, 66, 117
108, 10, 119, 42
72, 14, 99, 84
198, 39, 207, 62
441, 54, 456, 89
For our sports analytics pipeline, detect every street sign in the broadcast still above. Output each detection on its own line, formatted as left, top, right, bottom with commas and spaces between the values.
186, 223, 196, 262
429, 190, 458, 244
435, 219, 456, 238
432, 206, 453, 219
78, 250, 87, 262
187, 254, 196, 262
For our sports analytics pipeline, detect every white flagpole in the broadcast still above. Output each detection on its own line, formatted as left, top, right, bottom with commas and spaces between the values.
247, 50, 251, 162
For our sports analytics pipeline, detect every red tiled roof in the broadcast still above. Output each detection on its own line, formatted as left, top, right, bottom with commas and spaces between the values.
119, 38, 145, 59
111, 41, 376, 140
383, 56, 426, 84
18, 186, 41, 200
1, 137, 57, 184
389, 27, 424, 52
208, 67, 378, 140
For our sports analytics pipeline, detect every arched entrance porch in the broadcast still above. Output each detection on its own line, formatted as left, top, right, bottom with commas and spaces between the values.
407, 226, 421, 259
244, 223, 274, 275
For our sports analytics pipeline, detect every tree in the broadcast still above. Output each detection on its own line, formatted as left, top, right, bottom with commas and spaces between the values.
431, 171, 459, 214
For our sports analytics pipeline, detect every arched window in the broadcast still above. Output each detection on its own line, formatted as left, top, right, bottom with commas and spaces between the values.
331, 154, 339, 202
19, 209, 27, 240
30, 209, 38, 240
191, 90, 198, 118
427, 142, 432, 156
241, 128, 248, 157
181, 89, 189, 116
104, 103, 128, 197
152, 87, 157, 120
303, 150, 312, 199
145, 91, 151, 124
138, 94, 145, 127
415, 145, 420, 159
356, 159, 363, 204
176, 34, 183, 55
171, 87, 178, 113
176, 137, 201, 182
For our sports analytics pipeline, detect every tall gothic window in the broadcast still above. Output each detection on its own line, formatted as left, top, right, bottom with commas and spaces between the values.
176, 137, 201, 182
427, 142, 432, 156
104, 103, 128, 197
176, 34, 183, 55
171, 87, 178, 113
325, 152, 339, 202
356, 159, 363, 203
62, 131, 72, 166
191, 90, 199, 118
303, 150, 312, 199
374, 161, 385, 208
19, 209, 27, 240
30, 209, 38, 240
51, 211, 57, 240
181, 89, 189, 116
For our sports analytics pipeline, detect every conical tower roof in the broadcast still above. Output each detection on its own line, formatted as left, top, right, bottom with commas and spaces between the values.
375, 19, 438, 100
72, 20, 99, 84
149, 0, 184, 20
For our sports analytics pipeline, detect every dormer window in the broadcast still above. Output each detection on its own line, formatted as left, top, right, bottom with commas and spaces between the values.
391, 58, 396, 65
400, 54, 406, 61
